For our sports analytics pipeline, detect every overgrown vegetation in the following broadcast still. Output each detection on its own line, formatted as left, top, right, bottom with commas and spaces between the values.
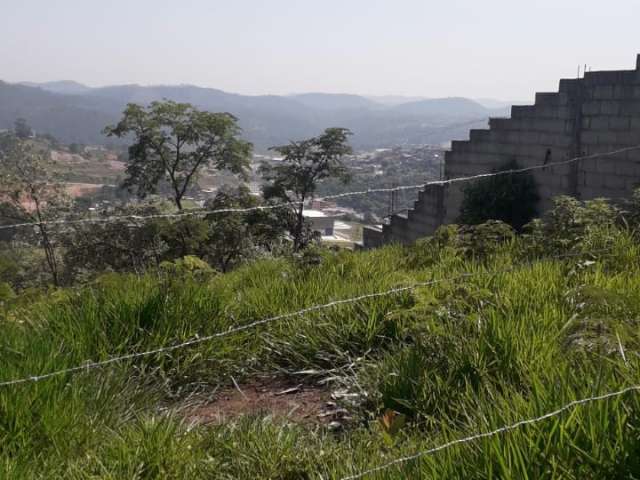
0, 106, 356, 289
2, 195, 640, 478
459, 159, 540, 230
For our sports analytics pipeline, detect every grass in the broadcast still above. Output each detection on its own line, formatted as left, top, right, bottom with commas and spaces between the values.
1, 227, 640, 478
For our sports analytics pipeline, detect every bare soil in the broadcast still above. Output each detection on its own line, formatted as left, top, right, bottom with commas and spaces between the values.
184, 378, 348, 426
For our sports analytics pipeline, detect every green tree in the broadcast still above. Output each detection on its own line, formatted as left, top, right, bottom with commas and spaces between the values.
260, 128, 352, 251
201, 186, 285, 272
104, 100, 252, 210
458, 159, 539, 231
0, 136, 71, 286
13, 118, 33, 139
60, 203, 167, 281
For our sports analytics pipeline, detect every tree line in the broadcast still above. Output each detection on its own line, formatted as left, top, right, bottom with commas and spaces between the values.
0, 101, 352, 290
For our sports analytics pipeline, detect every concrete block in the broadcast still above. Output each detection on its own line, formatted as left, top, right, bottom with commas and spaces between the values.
585, 71, 627, 86
608, 117, 632, 130
540, 133, 572, 147
489, 118, 514, 130
603, 174, 626, 190
489, 129, 519, 143
615, 160, 639, 176
589, 116, 611, 130
596, 159, 617, 174
616, 130, 640, 145
469, 129, 491, 142
625, 177, 640, 191
601, 101, 622, 115
622, 71, 640, 85
580, 186, 607, 200
535, 92, 569, 106
511, 105, 536, 118
451, 140, 471, 153
594, 85, 615, 99
559, 78, 582, 94
581, 131, 599, 145
534, 105, 564, 118
527, 118, 570, 133
520, 131, 542, 144
582, 102, 601, 115
620, 101, 640, 115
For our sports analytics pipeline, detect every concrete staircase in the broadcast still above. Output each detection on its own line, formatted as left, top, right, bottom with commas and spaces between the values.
363, 54, 640, 247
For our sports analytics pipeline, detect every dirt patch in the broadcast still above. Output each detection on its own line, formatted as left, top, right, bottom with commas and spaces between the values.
184, 378, 353, 427
107, 159, 126, 172
64, 183, 103, 198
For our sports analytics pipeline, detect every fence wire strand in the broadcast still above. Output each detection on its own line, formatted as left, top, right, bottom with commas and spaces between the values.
0, 248, 610, 388
1, 145, 638, 231
340, 385, 640, 479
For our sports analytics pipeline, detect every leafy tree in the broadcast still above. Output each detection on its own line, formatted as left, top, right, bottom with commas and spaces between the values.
60, 203, 168, 281
13, 118, 33, 139
68, 143, 84, 154
104, 100, 252, 210
202, 186, 285, 272
260, 128, 352, 250
458, 159, 539, 231
0, 136, 71, 286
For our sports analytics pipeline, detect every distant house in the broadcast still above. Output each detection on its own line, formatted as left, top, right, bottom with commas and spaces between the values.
303, 209, 335, 236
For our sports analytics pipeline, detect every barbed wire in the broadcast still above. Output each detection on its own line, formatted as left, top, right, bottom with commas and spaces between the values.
1, 145, 638, 231
339, 384, 640, 479
0, 248, 610, 388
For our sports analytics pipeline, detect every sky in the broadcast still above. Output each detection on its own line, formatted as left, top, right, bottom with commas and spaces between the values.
1, 0, 639, 100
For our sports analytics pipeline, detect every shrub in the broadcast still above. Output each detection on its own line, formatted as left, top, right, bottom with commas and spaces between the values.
458, 159, 539, 231
524, 196, 621, 254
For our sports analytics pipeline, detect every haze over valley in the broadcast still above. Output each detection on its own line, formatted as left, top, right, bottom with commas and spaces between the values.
1, 79, 512, 150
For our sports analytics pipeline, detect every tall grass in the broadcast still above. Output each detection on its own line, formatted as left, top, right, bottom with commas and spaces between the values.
1, 228, 640, 478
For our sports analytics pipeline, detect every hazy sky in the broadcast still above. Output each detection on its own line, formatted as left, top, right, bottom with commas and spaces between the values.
1, 0, 639, 100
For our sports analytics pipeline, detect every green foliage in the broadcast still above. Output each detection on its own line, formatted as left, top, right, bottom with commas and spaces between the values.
104, 100, 252, 210
0, 282, 15, 304
60, 203, 167, 281
4, 193, 640, 478
0, 135, 72, 286
159, 256, 215, 280
524, 195, 621, 255
261, 128, 353, 250
13, 118, 32, 139
459, 159, 539, 230
406, 220, 515, 268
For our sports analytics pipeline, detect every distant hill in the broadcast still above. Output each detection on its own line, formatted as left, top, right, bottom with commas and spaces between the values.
365, 95, 430, 106
20, 80, 93, 96
474, 97, 531, 109
0, 80, 505, 149
392, 97, 505, 118
290, 93, 380, 111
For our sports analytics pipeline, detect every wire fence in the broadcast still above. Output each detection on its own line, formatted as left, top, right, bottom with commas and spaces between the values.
0, 248, 611, 388
339, 385, 640, 479
1, 144, 638, 231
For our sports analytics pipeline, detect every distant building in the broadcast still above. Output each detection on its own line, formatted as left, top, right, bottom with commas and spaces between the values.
303, 209, 335, 236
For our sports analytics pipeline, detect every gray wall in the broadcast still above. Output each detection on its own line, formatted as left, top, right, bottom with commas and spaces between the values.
368, 54, 640, 246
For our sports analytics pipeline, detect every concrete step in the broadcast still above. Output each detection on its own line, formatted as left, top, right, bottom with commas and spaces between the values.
469, 129, 491, 142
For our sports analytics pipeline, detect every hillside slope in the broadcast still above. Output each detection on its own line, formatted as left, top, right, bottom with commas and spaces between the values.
2, 207, 640, 478
0, 81, 502, 149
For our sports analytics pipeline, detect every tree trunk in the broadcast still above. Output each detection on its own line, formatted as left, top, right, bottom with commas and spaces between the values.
33, 198, 59, 287
38, 224, 59, 287
294, 206, 305, 252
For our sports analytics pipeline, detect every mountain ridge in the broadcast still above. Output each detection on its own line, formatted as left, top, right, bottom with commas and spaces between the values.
2, 80, 511, 149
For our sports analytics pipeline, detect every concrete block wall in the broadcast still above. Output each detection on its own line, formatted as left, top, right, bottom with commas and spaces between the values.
370, 55, 640, 247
